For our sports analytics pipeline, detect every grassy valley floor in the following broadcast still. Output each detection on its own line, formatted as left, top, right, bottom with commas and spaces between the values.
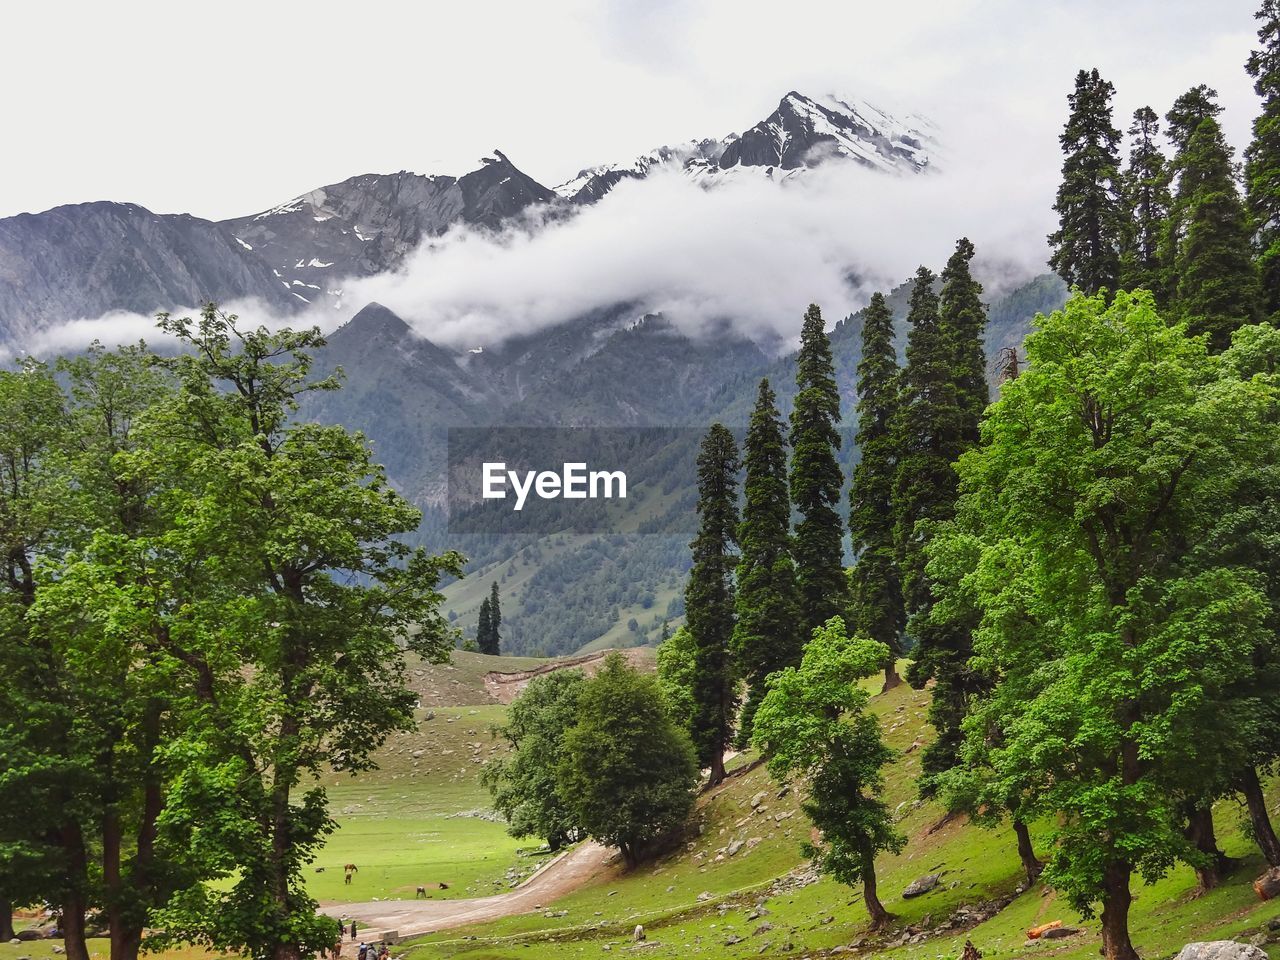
5, 655, 1279, 960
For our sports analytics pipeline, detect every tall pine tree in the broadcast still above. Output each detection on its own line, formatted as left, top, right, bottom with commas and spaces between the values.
1170, 116, 1261, 350
1161, 86, 1226, 307
940, 237, 989, 443
733, 379, 801, 742
477, 595, 493, 654
487, 581, 502, 654
789, 304, 847, 638
1166, 84, 1222, 153
849, 293, 905, 691
906, 242, 992, 788
1048, 68, 1125, 295
895, 265, 975, 789
685, 423, 740, 786
1120, 106, 1172, 295
1247, 0, 1280, 315
894, 267, 959, 629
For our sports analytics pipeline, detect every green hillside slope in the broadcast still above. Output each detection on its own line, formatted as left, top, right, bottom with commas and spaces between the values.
402, 679, 1280, 960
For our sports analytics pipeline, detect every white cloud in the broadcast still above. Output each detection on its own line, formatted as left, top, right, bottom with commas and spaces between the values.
343, 134, 1057, 350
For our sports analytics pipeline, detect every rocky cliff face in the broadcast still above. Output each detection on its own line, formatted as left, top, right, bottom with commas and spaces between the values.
219, 152, 559, 313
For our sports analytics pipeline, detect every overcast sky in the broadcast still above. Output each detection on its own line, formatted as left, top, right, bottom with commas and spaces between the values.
0, 0, 1264, 222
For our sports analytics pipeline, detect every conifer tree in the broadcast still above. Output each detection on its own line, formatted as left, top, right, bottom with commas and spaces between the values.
894, 266, 976, 787
848, 294, 905, 691
1247, 0, 1280, 315
732, 379, 801, 741
789, 304, 847, 637
939, 237, 989, 443
488, 581, 502, 654
684, 423, 740, 786
1161, 86, 1227, 307
1120, 106, 1172, 295
477, 596, 493, 654
1048, 68, 1125, 295
1166, 84, 1222, 154
894, 267, 960, 630
1171, 117, 1261, 350
897, 245, 990, 788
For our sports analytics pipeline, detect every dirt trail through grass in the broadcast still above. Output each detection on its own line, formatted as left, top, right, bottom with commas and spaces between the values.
323, 841, 615, 951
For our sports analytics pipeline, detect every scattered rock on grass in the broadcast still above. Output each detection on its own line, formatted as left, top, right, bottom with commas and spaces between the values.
1174, 943, 1268, 960
902, 873, 943, 898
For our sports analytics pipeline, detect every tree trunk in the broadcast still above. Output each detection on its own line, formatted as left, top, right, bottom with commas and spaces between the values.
1185, 805, 1229, 892
1099, 860, 1139, 960
0, 900, 15, 941
882, 660, 902, 693
107, 700, 164, 960
60, 893, 91, 960
1013, 820, 1044, 884
60, 822, 91, 960
861, 840, 892, 930
1240, 767, 1280, 867
104, 805, 128, 960
707, 749, 727, 788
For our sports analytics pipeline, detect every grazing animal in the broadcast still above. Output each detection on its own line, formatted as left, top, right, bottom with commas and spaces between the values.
343, 863, 358, 885
440, 881, 449, 890
315, 867, 325, 873
415, 886, 427, 899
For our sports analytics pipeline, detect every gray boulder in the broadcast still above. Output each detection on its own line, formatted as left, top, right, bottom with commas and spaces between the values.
902, 873, 943, 898
1173, 942, 1268, 960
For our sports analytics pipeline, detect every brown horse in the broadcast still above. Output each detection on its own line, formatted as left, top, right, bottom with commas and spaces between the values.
343, 863, 358, 885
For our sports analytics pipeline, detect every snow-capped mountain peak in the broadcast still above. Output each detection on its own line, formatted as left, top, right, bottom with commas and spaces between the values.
554, 90, 937, 204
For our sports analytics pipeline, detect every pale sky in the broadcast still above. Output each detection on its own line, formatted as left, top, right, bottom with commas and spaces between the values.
0, 0, 1262, 221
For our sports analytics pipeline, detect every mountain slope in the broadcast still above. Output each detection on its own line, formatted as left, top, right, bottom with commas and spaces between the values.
0, 201, 298, 341
220, 152, 558, 312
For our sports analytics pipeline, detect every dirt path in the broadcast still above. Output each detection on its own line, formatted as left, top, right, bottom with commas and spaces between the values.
322, 841, 615, 951
482, 649, 653, 704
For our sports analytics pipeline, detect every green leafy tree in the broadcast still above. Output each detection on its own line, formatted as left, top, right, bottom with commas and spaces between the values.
1247, 0, 1280, 315
752, 617, 904, 929
789, 304, 847, 635
936, 290, 1275, 960
684, 423, 740, 785
0, 359, 90, 959
848, 293, 905, 691
1200, 322, 1280, 866
1169, 116, 1261, 350
557, 653, 698, 866
483, 670, 586, 850
733, 379, 801, 740
146, 307, 463, 960
1049, 68, 1125, 295
655, 625, 699, 731
1120, 106, 1172, 295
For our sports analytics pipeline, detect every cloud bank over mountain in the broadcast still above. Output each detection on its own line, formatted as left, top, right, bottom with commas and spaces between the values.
344, 142, 1055, 350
